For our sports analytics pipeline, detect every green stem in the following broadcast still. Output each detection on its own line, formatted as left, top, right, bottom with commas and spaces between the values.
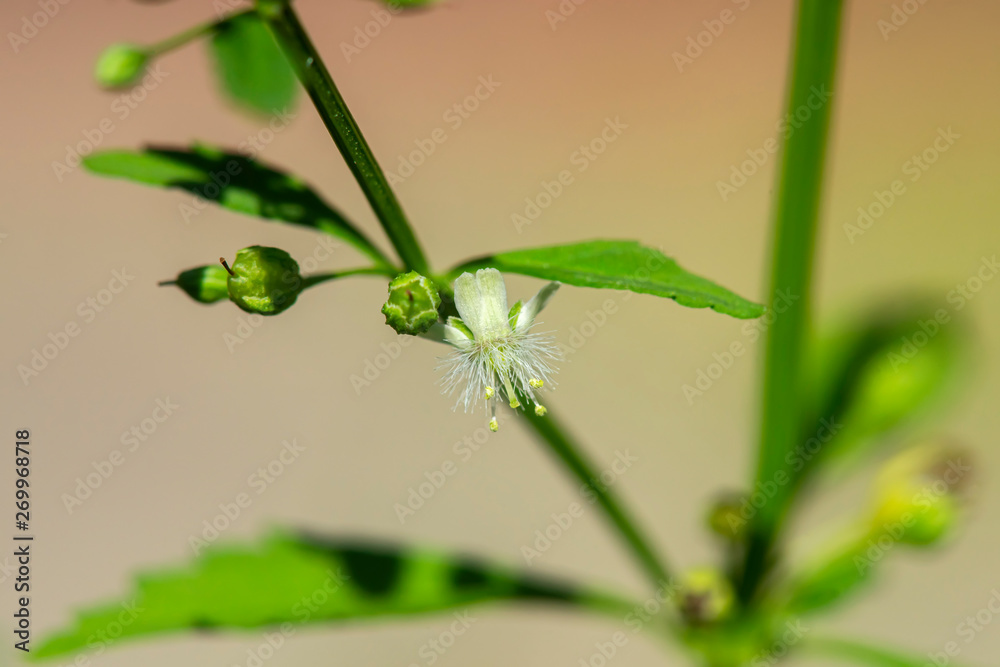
519, 403, 673, 595
147, 9, 254, 56
299, 266, 396, 290
256, 0, 431, 275
739, 0, 844, 604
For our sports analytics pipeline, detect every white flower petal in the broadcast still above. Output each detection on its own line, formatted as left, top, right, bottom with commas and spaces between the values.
453, 272, 481, 336
455, 268, 510, 340
515, 281, 560, 331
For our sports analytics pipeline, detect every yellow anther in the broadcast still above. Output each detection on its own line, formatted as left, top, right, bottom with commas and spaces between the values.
484, 386, 494, 400
534, 404, 547, 416
529, 378, 544, 389
489, 417, 499, 432
509, 397, 521, 409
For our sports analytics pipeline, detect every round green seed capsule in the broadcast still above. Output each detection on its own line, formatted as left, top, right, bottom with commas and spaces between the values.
95, 43, 150, 89
225, 246, 302, 316
381, 271, 441, 335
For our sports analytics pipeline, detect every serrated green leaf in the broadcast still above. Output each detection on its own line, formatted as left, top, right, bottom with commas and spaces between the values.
209, 13, 298, 115
451, 241, 763, 319
33, 532, 618, 659
804, 636, 975, 667
83, 145, 391, 266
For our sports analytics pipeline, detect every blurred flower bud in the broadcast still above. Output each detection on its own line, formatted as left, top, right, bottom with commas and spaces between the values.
679, 567, 734, 625
95, 43, 150, 89
706, 493, 747, 540
165, 265, 230, 304
870, 441, 972, 546
225, 246, 302, 315
381, 271, 441, 335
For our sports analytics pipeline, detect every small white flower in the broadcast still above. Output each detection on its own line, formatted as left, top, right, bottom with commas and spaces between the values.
436, 268, 561, 431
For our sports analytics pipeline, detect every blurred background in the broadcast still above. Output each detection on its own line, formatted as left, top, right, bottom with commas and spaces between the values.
2, 0, 999, 664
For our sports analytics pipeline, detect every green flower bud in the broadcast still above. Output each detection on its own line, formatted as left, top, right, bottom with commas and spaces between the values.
706, 493, 746, 540
225, 246, 302, 316
678, 567, 734, 625
95, 43, 150, 89
872, 482, 957, 546
869, 441, 971, 546
381, 271, 441, 335
162, 265, 231, 304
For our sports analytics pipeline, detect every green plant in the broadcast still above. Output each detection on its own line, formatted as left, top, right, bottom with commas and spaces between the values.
34, 1, 976, 665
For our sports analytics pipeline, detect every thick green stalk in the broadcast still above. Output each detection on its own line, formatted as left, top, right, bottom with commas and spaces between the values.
739, 0, 845, 604
256, 0, 430, 275
520, 404, 673, 594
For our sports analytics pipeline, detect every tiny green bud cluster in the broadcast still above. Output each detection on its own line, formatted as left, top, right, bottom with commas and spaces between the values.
381, 271, 441, 335
95, 43, 150, 89
225, 246, 302, 315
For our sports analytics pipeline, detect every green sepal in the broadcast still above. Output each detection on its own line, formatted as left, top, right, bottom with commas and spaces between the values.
381, 272, 441, 335
164, 265, 230, 304
226, 246, 302, 315
446, 316, 474, 341
507, 300, 523, 328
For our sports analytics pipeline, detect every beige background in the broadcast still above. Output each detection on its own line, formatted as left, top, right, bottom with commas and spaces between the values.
2, 0, 999, 664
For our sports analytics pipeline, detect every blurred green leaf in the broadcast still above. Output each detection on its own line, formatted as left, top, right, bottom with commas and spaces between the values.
795, 298, 966, 478
804, 636, 974, 667
34, 532, 616, 659
451, 241, 764, 319
209, 13, 298, 116
783, 536, 876, 614
83, 145, 392, 266
160, 264, 230, 304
